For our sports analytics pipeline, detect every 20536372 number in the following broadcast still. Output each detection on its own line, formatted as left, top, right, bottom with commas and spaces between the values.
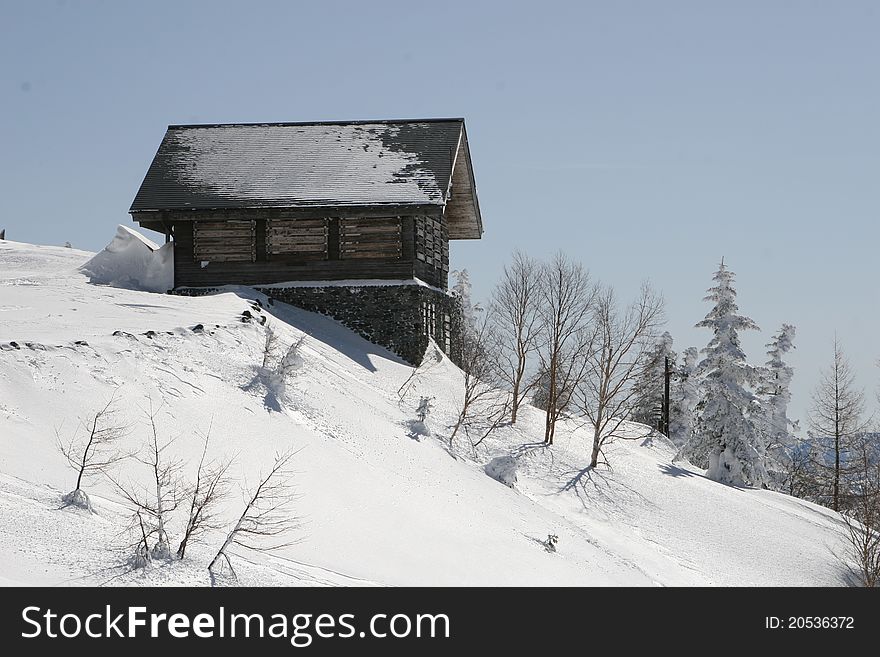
765, 617, 855, 629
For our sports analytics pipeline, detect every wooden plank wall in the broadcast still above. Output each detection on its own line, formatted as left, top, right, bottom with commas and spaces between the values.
414, 215, 449, 288
340, 217, 402, 259
193, 220, 256, 262
173, 215, 419, 288
267, 218, 328, 260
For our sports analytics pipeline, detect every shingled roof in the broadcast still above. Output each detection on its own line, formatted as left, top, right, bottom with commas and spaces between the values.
130, 118, 482, 239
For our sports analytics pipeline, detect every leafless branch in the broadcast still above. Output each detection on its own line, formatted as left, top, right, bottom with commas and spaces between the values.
449, 309, 504, 449
109, 398, 184, 561
838, 436, 880, 587
55, 388, 131, 510
490, 251, 543, 424
578, 283, 665, 468
536, 252, 599, 445
177, 425, 234, 560
208, 449, 300, 578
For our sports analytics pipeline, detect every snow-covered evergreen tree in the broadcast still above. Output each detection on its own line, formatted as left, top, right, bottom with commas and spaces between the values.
758, 324, 798, 455
669, 346, 699, 447
631, 332, 676, 432
451, 269, 479, 331
682, 260, 769, 488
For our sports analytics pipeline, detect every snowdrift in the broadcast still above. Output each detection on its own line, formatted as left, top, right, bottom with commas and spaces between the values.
79, 224, 173, 292
0, 238, 855, 586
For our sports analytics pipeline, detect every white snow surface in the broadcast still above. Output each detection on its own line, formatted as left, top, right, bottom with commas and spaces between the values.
0, 238, 854, 586
79, 224, 173, 293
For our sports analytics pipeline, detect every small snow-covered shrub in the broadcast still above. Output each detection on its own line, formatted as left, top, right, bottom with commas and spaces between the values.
416, 396, 432, 423
406, 397, 434, 440
406, 397, 433, 440
485, 455, 518, 488
151, 539, 172, 561
267, 337, 305, 398
57, 392, 128, 513
256, 327, 306, 409
62, 488, 93, 512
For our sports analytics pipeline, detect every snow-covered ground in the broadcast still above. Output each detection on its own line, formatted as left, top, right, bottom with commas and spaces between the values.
0, 237, 854, 586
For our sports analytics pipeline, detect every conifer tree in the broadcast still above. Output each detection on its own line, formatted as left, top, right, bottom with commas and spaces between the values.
631, 332, 676, 433
669, 346, 699, 447
758, 324, 798, 454
683, 260, 769, 488
809, 338, 867, 511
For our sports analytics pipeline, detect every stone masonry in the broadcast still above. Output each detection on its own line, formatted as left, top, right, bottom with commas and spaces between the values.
175, 283, 461, 366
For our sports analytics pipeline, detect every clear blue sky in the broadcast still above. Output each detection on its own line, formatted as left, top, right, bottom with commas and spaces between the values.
2, 0, 878, 428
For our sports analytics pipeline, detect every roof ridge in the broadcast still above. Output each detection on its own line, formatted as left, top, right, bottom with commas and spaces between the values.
167, 117, 466, 130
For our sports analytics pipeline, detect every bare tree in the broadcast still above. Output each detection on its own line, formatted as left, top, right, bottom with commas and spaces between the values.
56, 390, 129, 511
177, 429, 233, 560
449, 309, 505, 449
781, 437, 822, 501
110, 399, 184, 560
579, 284, 665, 468
809, 338, 867, 511
490, 251, 543, 423
208, 449, 299, 579
536, 253, 598, 445
838, 435, 880, 587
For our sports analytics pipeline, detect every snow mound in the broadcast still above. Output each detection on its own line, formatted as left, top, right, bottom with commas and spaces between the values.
62, 488, 93, 512
485, 455, 518, 488
79, 225, 173, 293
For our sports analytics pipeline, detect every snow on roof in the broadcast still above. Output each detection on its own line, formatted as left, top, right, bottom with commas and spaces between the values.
130, 119, 465, 212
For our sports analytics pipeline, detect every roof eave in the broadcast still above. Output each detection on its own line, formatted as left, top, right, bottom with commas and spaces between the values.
130, 200, 445, 215
166, 117, 466, 130
460, 121, 484, 238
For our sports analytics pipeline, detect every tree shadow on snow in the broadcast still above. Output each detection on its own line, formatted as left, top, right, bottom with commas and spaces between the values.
555, 464, 652, 513
510, 442, 558, 471
403, 419, 430, 442
512, 441, 553, 457
836, 566, 863, 587
657, 463, 697, 478
240, 372, 283, 413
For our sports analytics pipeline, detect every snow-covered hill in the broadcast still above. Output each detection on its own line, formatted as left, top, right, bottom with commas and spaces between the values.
0, 238, 853, 586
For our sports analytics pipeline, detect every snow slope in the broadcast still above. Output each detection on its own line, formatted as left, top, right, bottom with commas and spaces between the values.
0, 238, 853, 586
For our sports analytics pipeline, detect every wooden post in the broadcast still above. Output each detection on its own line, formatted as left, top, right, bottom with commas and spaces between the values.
327, 218, 340, 260
662, 356, 671, 437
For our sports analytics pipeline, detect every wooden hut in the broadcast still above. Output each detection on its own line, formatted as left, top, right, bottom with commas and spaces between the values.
129, 118, 483, 364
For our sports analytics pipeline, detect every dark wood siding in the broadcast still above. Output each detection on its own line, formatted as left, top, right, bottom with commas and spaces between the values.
340, 217, 402, 259
267, 218, 329, 260
413, 215, 449, 288
172, 216, 417, 288
193, 219, 256, 262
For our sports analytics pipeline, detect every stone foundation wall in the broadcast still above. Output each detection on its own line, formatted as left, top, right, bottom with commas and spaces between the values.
173, 284, 460, 366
